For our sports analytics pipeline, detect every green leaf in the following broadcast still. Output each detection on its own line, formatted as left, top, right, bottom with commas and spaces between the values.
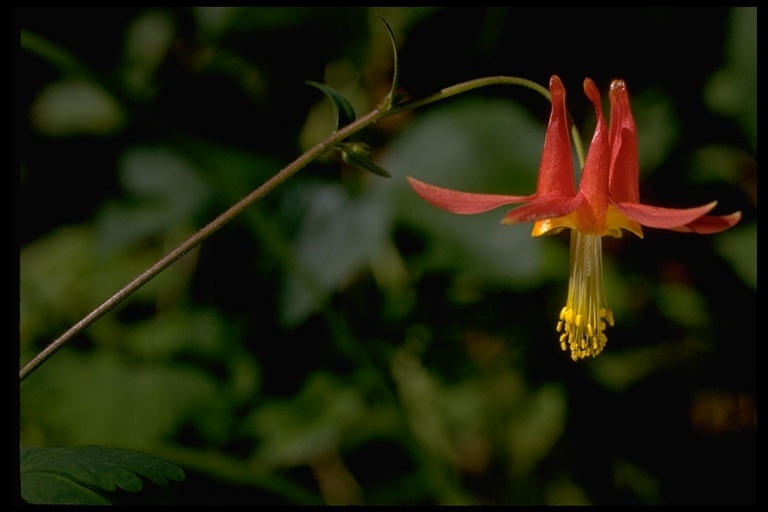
19, 445, 185, 505
376, 15, 402, 109
337, 141, 392, 178
306, 80, 357, 130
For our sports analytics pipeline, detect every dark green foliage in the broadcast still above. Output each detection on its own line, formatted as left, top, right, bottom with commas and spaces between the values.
19, 445, 185, 505
307, 81, 357, 129
17, 6, 756, 506
338, 141, 392, 178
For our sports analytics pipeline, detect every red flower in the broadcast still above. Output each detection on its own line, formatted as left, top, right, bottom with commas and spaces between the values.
407, 76, 741, 360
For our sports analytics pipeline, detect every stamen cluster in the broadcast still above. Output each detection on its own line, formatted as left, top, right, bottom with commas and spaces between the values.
555, 232, 615, 360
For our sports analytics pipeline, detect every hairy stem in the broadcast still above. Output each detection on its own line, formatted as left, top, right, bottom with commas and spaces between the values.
20, 74, 580, 382
390, 75, 585, 167
19, 107, 383, 381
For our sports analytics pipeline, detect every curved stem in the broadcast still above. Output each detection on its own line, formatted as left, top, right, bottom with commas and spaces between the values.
20, 74, 581, 382
19, 107, 385, 381
388, 75, 586, 166
388, 75, 550, 115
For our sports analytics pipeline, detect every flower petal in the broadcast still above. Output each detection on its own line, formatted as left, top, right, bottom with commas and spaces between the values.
501, 194, 584, 225
576, 78, 611, 233
406, 176, 533, 214
614, 201, 719, 229
536, 76, 577, 196
608, 79, 641, 204
668, 211, 742, 234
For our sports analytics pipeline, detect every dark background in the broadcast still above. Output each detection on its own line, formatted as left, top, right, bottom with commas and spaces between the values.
16, 7, 756, 505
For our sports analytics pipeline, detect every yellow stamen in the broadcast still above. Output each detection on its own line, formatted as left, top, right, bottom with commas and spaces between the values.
555, 231, 614, 360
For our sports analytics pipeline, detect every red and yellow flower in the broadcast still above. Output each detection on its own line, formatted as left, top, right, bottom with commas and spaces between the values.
407, 75, 741, 360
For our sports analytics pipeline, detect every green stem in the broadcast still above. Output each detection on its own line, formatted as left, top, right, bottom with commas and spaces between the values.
388, 75, 586, 167
19, 74, 581, 382
389, 75, 550, 115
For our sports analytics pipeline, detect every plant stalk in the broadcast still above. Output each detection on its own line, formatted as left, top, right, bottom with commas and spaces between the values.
20, 75, 567, 382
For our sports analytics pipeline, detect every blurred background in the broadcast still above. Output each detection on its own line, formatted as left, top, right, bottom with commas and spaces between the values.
16, 7, 756, 505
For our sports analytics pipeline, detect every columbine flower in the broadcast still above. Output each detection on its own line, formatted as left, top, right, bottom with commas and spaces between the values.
407, 75, 741, 361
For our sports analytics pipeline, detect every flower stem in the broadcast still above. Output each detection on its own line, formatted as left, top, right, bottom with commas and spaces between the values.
389, 75, 586, 166
20, 74, 580, 382
19, 107, 384, 382
388, 76, 550, 115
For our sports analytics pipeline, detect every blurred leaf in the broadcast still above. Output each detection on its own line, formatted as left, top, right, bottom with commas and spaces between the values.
20, 29, 101, 82
20, 350, 218, 449
386, 98, 544, 192
29, 79, 125, 136
409, 206, 558, 287
124, 308, 230, 359
506, 383, 566, 478
96, 145, 210, 252
390, 340, 453, 461
656, 283, 707, 327
589, 342, 704, 392
704, 7, 757, 152
190, 7, 370, 72
631, 88, 679, 175
193, 6, 326, 34
121, 307, 262, 417
19, 221, 197, 352
248, 372, 367, 468
121, 9, 176, 101
385, 98, 563, 286
173, 136, 283, 197
279, 182, 392, 326
20, 225, 95, 346
713, 222, 757, 289
389, 341, 475, 504
544, 476, 592, 505
20, 445, 185, 505
611, 458, 661, 505
688, 144, 751, 184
